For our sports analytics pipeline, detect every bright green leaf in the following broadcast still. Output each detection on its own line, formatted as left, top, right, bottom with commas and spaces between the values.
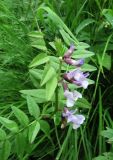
12, 106, 29, 126
46, 75, 57, 101
76, 98, 91, 109
102, 9, 113, 27
41, 66, 56, 86
29, 53, 49, 68
54, 112, 61, 126
81, 64, 97, 72
20, 89, 46, 103
27, 96, 40, 119
72, 50, 95, 58
29, 121, 40, 143
0, 116, 19, 133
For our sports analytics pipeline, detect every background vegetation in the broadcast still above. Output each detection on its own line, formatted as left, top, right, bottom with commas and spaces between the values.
0, 0, 113, 159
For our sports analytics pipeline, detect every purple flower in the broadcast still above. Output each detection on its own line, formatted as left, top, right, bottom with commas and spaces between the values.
64, 90, 82, 107
64, 44, 75, 58
62, 108, 85, 129
63, 58, 84, 67
63, 69, 89, 89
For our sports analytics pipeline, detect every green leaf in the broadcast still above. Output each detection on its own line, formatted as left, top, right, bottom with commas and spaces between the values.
29, 121, 40, 143
0, 116, 19, 133
39, 120, 50, 135
0, 140, 11, 160
101, 128, 113, 139
29, 69, 43, 80
29, 31, 47, 51
76, 98, 91, 109
93, 156, 107, 160
15, 133, 27, 158
46, 75, 57, 101
81, 64, 97, 72
31, 44, 47, 51
41, 66, 56, 86
59, 29, 74, 45
29, 53, 49, 68
102, 9, 113, 27
76, 19, 95, 35
27, 96, 40, 119
87, 79, 95, 85
11, 106, 29, 126
0, 128, 6, 140
28, 31, 44, 38
97, 53, 111, 70
93, 152, 113, 160
76, 42, 90, 49
20, 89, 46, 103
54, 112, 61, 126
72, 50, 95, 58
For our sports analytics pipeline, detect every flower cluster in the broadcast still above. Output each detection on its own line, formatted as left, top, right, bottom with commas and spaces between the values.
61, 45, 89, 129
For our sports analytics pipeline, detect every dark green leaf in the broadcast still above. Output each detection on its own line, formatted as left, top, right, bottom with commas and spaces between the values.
0, 140, 11, 160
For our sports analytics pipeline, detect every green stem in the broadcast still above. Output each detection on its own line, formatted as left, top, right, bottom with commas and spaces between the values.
55, 57, 62, 113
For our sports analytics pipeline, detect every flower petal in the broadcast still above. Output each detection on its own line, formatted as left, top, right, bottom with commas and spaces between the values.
72, 123, 80, 129
81, 80, 88, 89
73, 90, 82, 100
66, 99, 74, 107
74, 115, 85, 124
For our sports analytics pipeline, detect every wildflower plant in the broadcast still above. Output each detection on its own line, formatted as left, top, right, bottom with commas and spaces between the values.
61, 45, 89, 129
0, 5, 97, 160
26, 41, 95, 131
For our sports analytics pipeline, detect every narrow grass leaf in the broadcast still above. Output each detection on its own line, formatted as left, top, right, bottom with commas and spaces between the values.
76, 19, 95, 35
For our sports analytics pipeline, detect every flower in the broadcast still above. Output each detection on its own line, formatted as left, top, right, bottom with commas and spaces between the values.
63, 58, 84, 67
63, 69, 89, 89
62, 108, 85, 129
64, 90, 82, 107
63, 44, 75, 58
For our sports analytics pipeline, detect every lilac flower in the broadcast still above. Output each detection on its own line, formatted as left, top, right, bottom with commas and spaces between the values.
63, 69, 89, 89
62, 108, 85, 129
64, 90, 82, 107
64, 44, 75, 58
63, 58, 84, 67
